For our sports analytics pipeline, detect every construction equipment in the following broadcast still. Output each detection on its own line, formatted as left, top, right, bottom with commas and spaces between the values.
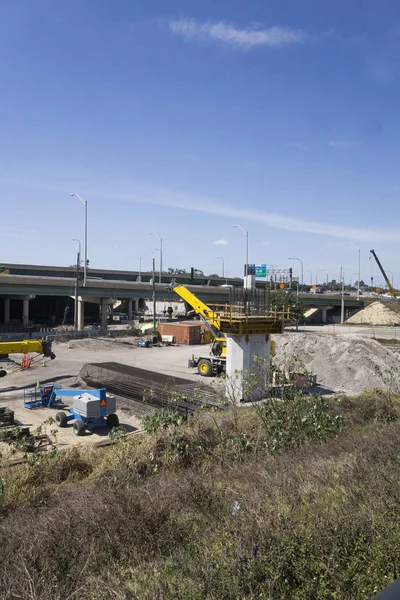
24, 384, 119, 436
0, 339, 55, 377
170, 282, 227, 376
370, 250, 397, 299
0, 339, 55, 359
170, 282, 280, 377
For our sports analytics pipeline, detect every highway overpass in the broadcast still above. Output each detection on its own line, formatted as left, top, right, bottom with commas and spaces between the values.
0, 271, 364, 331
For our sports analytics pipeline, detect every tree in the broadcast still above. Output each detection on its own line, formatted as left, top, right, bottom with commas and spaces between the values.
270, 290, 305, 327
208, 273, 220, 278
167, 268, 188, 275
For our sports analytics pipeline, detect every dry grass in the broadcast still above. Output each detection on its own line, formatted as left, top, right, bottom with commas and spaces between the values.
0, 393, 399, 599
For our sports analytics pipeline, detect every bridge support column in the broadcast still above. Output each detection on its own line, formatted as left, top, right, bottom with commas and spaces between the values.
3, 298, 10, 325
22, 298, 29, 327
100, 299, 108, 332
322, 309, 327, 323
225, 334, 270, 403
78, 299, 85, 330
128, 299, 133, 321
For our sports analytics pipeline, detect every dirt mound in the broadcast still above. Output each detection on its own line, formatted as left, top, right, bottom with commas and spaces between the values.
53, 336, 137, 352
346, 301, 400, 326
273, 333, 400, 394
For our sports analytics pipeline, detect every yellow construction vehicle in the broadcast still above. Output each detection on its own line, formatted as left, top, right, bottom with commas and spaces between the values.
171, 282, 277, 377
171, 282, 227, 375
370, 250, 397, 300
0, 339, 55, 377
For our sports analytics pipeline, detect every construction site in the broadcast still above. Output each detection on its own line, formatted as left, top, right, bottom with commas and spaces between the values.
1, 275, 400, 463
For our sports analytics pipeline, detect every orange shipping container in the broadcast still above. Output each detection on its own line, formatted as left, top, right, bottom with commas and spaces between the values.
158, 322, 203, 345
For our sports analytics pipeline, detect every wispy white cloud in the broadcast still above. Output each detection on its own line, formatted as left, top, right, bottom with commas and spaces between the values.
261, 240, 272, 246
325, 140, 357, 148
213, 238, 229, 246
97, 185, 397, 244
169, 18, 307, 49
1, 177, 397, 244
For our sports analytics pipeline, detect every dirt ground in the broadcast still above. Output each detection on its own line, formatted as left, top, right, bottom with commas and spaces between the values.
0, 337, 209, 456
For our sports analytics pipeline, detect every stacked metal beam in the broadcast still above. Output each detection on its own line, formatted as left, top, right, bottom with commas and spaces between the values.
79, 362, 219, 416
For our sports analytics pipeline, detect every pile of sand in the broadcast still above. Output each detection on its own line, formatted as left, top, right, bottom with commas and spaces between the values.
346, 301, 400, 326
273, 333, 400, 395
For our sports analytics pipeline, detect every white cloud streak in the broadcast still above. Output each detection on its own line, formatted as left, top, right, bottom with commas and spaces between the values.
0, 177, 396, 244
213, 238, 229, 246
169, 18, 307, 49
98, 186, 398, 244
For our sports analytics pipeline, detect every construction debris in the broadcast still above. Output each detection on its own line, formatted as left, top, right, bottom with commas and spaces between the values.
346, 301, 400, 326
0, 407, 15, 427
273, 333, 400, 395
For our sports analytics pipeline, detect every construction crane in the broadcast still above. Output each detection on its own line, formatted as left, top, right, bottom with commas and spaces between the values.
370, 250, 397, 299
170, 282, 227, 375
0, 339, 55, 377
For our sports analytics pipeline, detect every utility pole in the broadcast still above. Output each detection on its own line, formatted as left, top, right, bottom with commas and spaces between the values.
340, 266, 344, 324
152, 257, 156, 333
74, 249, 80, 331
73, 239, 81, 331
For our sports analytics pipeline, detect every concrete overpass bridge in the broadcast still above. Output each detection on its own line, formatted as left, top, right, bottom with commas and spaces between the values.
0, 271, 364, 331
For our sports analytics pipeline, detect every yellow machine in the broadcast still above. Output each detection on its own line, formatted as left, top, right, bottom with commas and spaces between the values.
0, 339, 55, 357
0, 339, 55, 377
370, 249, 397, 300
171, 282, 276, 377
171, 283, 227, 375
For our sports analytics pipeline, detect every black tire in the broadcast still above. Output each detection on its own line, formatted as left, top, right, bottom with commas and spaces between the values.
107, 413, 119, 429
0, 370, 6, 378
73, 420, 86, 436
55, 412, 68, 428
198, 359, 213, 377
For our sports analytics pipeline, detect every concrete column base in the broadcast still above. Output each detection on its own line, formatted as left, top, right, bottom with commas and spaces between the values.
22, 299, 29, 327
128, 299, 133, 321
4, 298, 10, 325
101, 299, 108, 332
78, 299, 84, 330
225, 334, 270, 403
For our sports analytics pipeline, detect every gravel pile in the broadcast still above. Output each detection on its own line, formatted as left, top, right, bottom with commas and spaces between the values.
346, 301, 400, 326
273, 333, 400, 394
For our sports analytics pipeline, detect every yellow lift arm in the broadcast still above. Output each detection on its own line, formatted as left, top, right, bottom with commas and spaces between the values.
171, 283, 222, 335
0, 339, 55, 359
370, 249, 397, 299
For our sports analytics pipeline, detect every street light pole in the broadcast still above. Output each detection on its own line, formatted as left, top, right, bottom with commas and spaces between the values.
233, 225, 249, 288
139, 252, 153, 282
340, 266, 345, 324
217, 256, 225, 279
150, 232, 162, 284
70, 193, 88, 287
305, 270, 313, 286
72, 239, 81, 331
347, 244, 361, 300
289, 257, 304, 287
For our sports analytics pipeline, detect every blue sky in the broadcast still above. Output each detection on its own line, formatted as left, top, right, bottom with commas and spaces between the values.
1, 0, 400, 286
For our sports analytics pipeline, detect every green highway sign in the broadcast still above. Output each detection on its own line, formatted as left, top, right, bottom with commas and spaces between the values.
255, 264, 267, 278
